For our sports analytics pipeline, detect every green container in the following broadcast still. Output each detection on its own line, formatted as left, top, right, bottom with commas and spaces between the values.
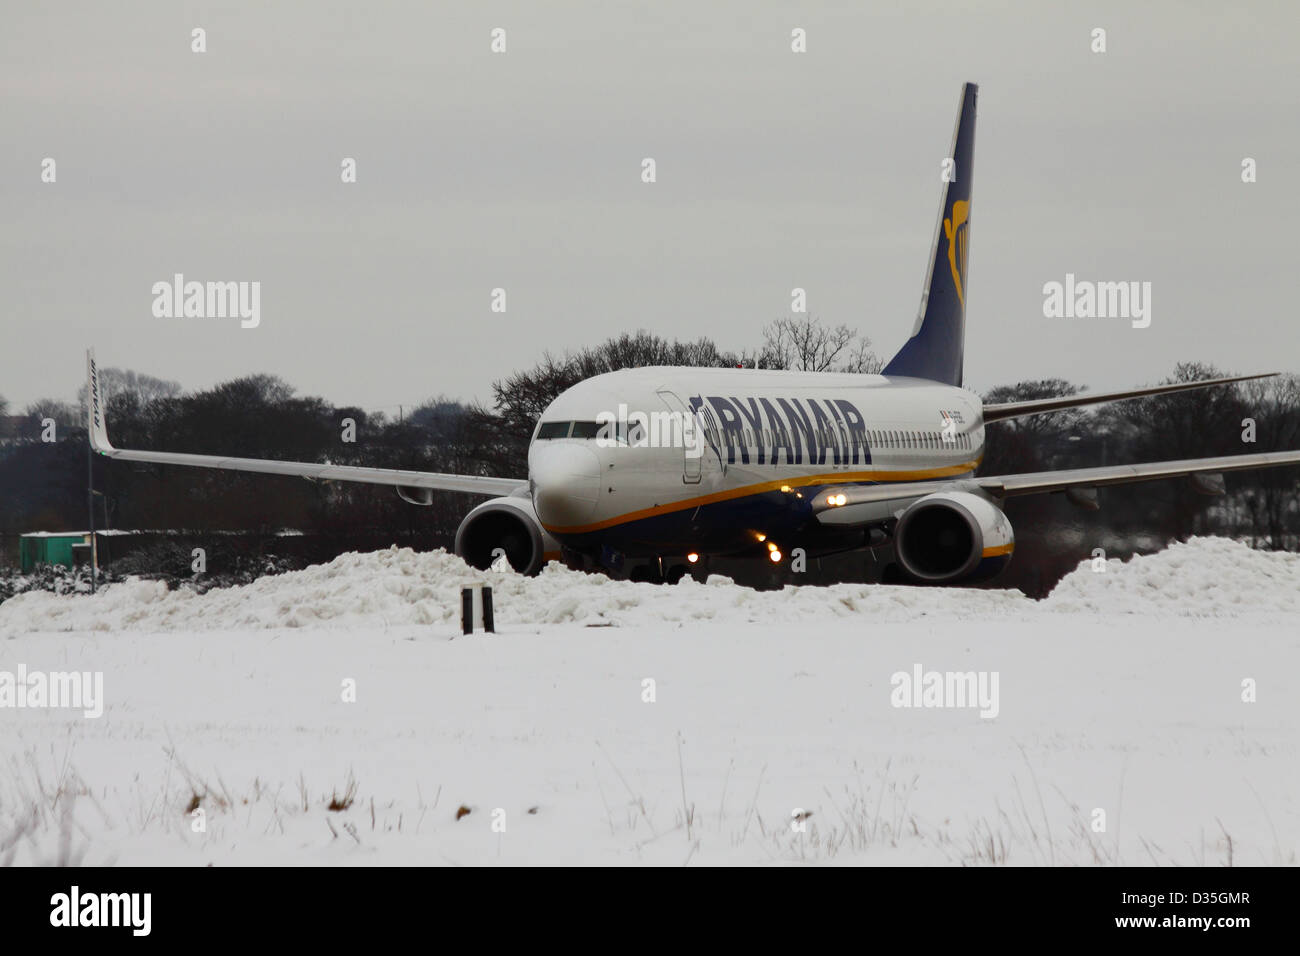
19, 532, 91, 571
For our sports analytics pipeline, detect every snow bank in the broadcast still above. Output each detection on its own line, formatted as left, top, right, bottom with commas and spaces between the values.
0, 546, 1028, 635
1044, 536, 1300, 617
0, 536, 1293, 636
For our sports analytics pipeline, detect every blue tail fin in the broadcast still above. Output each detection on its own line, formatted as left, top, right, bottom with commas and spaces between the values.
882, 82, 977, 387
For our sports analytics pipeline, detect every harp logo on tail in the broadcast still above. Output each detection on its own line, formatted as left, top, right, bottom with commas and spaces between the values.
945, 200, 970, 306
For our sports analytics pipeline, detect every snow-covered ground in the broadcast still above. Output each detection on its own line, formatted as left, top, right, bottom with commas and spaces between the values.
1, 537, 1296, 865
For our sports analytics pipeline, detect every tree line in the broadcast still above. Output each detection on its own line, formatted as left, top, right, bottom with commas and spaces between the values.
1, 319, 1296, 594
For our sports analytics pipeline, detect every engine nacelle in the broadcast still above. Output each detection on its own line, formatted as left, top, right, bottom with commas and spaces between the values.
454, 494, 558, 575
893, 491, 1014, 584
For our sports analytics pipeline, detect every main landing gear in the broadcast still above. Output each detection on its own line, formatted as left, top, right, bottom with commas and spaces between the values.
628, 557, 699, 585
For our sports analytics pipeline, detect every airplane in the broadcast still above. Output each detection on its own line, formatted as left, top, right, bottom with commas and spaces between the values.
85, 82, 1300, 586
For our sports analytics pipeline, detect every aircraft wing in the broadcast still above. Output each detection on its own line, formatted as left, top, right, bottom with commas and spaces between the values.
86, 351, 527, 498
982, 372, 1276, 423
976, 449, 1300, 497
813, 449, 1300, 521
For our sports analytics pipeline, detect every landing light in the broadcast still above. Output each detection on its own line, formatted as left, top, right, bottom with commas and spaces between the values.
769, 550, 782, 563
756, 533, 766, 542
828, 493, 848, 506
687, 552, 699, 563
780, 485, 791, 492
766, 541, 777, 552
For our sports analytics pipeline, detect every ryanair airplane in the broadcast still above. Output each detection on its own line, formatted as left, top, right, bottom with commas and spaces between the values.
86, 83, 1300, 585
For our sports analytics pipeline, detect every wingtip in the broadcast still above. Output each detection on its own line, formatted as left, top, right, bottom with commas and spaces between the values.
86, 348, 114, 452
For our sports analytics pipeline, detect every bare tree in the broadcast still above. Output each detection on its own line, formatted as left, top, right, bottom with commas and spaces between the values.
1237, 374, 1300, 549
24, 398, 78, 430
77, 366, 182, 418
841, 337, 884, 374
761, 316, 880, 373
1098, 362, 1250, 540
979, 379, 1084, 476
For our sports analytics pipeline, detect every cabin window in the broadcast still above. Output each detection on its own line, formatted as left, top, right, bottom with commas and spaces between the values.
536, 421, 570, 439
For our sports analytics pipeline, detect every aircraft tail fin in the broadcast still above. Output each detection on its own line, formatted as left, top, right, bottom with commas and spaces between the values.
882, 82, 977, 387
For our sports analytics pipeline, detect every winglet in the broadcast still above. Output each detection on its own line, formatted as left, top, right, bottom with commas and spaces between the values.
86, 349, 115, 453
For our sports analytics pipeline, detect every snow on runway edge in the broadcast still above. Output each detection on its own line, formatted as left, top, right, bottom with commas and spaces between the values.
1, 537, 1297, 865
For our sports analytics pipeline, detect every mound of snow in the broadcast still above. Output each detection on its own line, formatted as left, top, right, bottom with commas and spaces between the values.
1043, 537, 1300, 616
0, 546, 1030, 636
3, 536, 1291, 636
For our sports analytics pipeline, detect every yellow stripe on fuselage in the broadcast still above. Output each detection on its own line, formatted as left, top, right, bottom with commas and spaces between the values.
542, 458, 982, 535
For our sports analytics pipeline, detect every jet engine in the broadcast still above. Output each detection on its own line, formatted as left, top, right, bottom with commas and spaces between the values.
893, 491, 1014, 584
454, 494, 557, 575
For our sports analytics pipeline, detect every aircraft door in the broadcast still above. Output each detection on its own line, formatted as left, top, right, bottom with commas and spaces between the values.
657, 389, 702, 484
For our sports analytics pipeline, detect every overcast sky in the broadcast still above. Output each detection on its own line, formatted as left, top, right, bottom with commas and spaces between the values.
3, 0, 1297, 415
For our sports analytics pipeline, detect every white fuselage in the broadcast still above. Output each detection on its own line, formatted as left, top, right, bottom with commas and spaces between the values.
526, 367, 985, 559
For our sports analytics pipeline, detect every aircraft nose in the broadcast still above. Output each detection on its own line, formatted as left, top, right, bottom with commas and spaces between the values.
530, 443, 601, 529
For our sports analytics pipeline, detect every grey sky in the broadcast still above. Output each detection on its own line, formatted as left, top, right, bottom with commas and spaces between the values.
3, 0, 1297, 416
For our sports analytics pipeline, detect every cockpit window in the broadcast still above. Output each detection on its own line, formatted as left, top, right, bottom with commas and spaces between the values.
536, 421, 570, 439
569, 421, 602, 439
